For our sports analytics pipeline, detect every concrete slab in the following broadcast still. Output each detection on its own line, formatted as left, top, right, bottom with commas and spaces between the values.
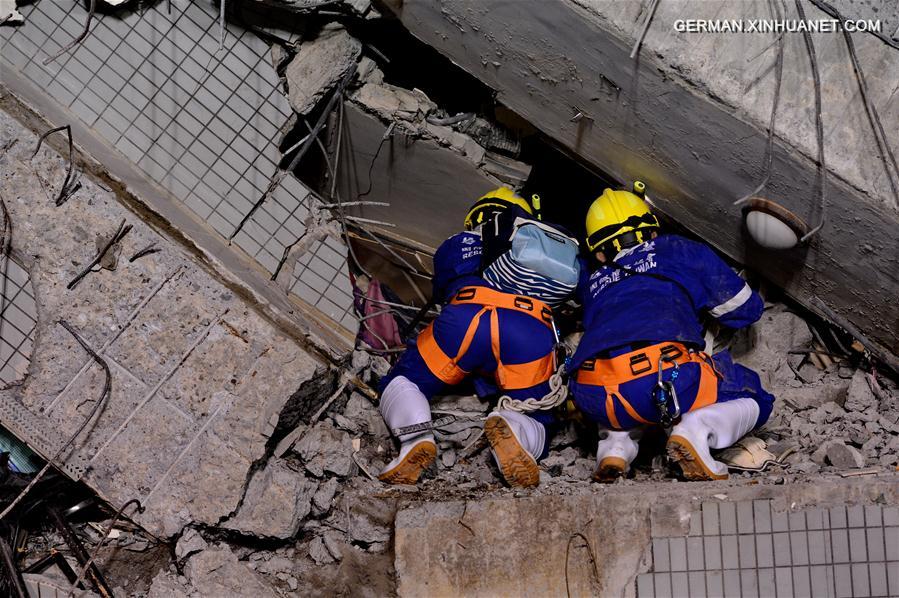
0, 110, 328, 537
394, 475, 899, 597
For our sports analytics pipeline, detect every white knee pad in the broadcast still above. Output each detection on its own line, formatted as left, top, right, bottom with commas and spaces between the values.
380, 376, 433, 443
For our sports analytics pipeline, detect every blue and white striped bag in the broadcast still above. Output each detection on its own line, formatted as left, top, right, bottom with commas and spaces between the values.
482, 217, 580, 306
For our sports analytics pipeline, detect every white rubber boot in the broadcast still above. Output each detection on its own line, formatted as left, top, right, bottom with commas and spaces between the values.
593, 426, 643, 483
484, 411, 545, 488
378, 376, 436, 484
666, 399, 760, 480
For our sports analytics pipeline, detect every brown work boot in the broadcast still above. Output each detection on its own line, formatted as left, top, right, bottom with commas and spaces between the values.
378, 438, 437, 485
484, 413, 541, 488
592, 456, 628, 483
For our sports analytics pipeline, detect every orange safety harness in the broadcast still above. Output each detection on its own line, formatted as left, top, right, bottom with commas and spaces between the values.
575, 342, 719, 429
417, 286, 556, 391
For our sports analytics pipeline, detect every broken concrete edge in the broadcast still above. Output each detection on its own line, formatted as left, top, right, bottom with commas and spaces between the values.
0, 77, 354, 368
251, 0, 373, 18
393, 473, 899, 596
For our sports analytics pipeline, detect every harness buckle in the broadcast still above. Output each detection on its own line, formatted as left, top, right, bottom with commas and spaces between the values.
513, 297, 534, 311
455, 288, 476, 301
541, 306, 553, 323
629, 353, 652, 375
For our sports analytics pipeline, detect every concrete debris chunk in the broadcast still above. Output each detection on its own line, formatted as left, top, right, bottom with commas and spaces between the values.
335, 491, 395, 544
175, 528, 207, 560
309, 535, 336, 565
825, 441, 867, 469
845, 369, 877, 412
732, 308, 813, 386
295, 421, 357, 477
224, 458, 317, 538
312, 477, 340, 514
323, 532, 345, 561
147, 570, 192, 598
184, 544, 278, 598
285, 24, 361, 115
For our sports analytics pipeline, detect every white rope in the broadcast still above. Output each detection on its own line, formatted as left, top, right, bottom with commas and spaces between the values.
495, 368, 568, 413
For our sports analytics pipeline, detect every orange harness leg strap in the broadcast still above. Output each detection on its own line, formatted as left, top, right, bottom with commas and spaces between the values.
576, 342, 720, 425
417, 306, 489, 385
418, 286, 555, 391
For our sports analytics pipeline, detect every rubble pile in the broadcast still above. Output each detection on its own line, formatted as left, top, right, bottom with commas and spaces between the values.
743, 307, 899, 473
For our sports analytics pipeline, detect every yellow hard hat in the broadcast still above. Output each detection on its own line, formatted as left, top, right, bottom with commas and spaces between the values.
585, 188, 659, 253
464, 187, 533, 230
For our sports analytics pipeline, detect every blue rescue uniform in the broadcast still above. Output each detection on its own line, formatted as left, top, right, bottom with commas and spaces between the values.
570, 234, 774, 430
381, 224, 566, 449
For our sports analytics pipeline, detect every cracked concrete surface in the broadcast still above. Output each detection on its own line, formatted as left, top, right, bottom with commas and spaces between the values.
0, 109, 326, 538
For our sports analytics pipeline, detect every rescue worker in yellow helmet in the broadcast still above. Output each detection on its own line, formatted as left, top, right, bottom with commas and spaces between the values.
463, 186, 535, 231
377, 186, 580, 488
570, 184, 775, 482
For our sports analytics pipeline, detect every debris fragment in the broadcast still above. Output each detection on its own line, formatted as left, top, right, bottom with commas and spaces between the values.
128, 242, 160, 262
67, 219, 131, 289
30, 125, 81, 206
41, 0, 97, 65
224, 459, 317, 539
284, 24, 362, 116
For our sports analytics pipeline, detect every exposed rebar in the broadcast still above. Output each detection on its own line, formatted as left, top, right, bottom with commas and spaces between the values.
0, 321, 112, 522
67, 219, 132, 290
795, 0, 826, 241
30, 125, 81, 206
41, 0, 97, 65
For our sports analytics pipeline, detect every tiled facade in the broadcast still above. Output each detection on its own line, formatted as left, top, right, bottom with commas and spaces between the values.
0, 257, 35, 386
1, 0, 356, 331
638, 501, 899, 598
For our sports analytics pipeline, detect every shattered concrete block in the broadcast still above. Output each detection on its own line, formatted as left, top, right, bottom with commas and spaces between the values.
323, 532, 345, 561
330, 484, 396, 545
845, 369, 877, 412
309, 535, 336, 565
285, 24, 361, 115
224, 458, 317, 539
825, 441, 866, 469
312, 477, 340, 514
147, 570, 192, 598
343, 392, 389, 439
175, 528, 208, 560
295, 421, 356, 477
732, 308, 814, 385
185, 544, 278, 598
782, 376, 851, 410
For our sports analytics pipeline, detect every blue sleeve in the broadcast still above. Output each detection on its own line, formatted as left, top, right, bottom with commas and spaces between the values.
574, 255, 592, 306
689, 241, 763, 329
432, 232, 482, 303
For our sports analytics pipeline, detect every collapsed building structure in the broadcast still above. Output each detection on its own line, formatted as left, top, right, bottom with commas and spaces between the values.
0, 0, 898, 596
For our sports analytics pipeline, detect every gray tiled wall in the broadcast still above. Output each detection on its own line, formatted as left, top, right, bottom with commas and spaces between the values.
0, 258, 36, 386
638, 501, 899, 598
1, 0, 356, 331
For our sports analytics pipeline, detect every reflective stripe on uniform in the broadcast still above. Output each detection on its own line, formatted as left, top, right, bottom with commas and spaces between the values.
709, 283, 752, 318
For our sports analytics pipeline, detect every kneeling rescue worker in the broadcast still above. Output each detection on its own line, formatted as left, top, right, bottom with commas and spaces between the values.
378, 187, 580, 488
569, 184, 775, 481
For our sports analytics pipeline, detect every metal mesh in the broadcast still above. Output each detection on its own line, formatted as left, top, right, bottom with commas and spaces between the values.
0, 257, 36, 387
0, 0, 357, 330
